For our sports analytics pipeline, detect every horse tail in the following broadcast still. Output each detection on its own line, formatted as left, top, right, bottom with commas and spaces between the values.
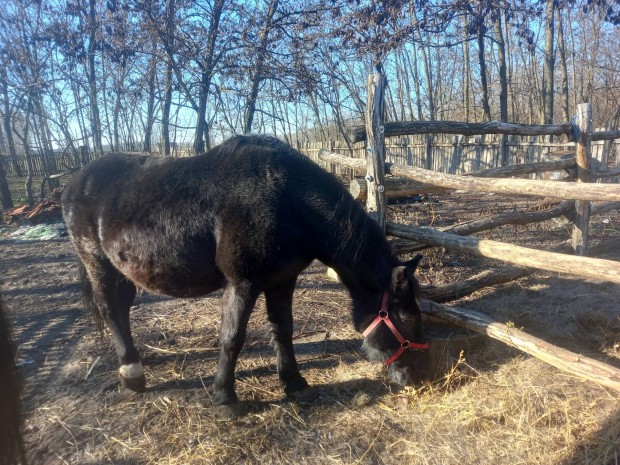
78, 260, 105, 333
0, 293, 28, 465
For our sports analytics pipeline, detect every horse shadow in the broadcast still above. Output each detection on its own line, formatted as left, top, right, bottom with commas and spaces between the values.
558, 406, 620, 465
144, 370, 393, 417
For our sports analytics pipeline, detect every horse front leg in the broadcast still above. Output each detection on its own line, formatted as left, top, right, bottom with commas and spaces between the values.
265, 279, 318, 402
211, 281, 257, 418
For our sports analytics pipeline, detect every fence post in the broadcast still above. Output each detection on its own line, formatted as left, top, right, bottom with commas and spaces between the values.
365, 73, 387, 231
600, 121, 612, 183
424, 134, 433, 171
404, 137, 412, 166
572, 103, 592, 256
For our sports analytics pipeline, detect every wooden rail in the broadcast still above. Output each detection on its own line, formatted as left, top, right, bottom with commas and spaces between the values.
387, 223, 620, 284
421, 300, 620, 393
349, 120, 620, 144
318, 149, 620, 201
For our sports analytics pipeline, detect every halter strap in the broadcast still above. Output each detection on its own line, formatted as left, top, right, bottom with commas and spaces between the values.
362, 292, 429, 366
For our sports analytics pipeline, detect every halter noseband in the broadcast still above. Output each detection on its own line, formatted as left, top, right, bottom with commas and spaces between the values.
362, 292, 429, 366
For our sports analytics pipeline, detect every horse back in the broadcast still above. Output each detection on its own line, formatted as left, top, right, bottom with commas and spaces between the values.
62, 136, 370, 295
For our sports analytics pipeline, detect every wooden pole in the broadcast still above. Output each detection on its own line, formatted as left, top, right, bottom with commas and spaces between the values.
386, 223, 620, 284
350, 177, 449, 201
349, 121, 574, 143
387, 162, 620, 201
463, 157, 576, 178
422, 267, 532, 302
318, 149, 620, 201
390, 200, 619, 255
365, 74, 387, 230
348, 120, 620, 144
320, 149, 577, 179
572, 103, 592, 255
421, 236, 620, 303
420, 299, 620, 393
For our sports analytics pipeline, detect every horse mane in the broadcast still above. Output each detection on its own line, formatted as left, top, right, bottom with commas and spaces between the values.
211, 135, 396, 292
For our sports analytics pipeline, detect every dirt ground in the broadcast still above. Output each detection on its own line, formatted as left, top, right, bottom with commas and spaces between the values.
1, 192, 619, 465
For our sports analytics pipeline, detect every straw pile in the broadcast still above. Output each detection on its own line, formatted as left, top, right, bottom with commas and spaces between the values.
14, 193, 620, 465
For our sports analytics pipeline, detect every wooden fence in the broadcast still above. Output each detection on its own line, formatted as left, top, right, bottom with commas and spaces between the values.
319, 74, 620, 394
301, 134, 619, 178
2, 134, 617, 179
0, 148, 98, 178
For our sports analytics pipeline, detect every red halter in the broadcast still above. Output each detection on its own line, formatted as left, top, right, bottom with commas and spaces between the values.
362, 292, 429, 365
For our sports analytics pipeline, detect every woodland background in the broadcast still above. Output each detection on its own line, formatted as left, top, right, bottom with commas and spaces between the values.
0, 0, 619, 207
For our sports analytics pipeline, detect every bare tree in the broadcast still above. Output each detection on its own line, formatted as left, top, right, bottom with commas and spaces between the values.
541, 0, 556, 124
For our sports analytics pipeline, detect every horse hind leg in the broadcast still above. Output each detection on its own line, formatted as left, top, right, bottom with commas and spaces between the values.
211, 281, 258, 419
77, 252, 144, 392
265, 279, 318, 403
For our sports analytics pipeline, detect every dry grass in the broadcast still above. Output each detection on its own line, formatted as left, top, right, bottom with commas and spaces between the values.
2, 193, 619, 465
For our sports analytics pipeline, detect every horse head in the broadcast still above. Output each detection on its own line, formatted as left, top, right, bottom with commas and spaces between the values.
361, 255, 430, 386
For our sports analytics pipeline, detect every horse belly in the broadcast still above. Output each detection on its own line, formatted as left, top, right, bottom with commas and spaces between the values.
120, 258, 225, 298
106, 231, 224, 298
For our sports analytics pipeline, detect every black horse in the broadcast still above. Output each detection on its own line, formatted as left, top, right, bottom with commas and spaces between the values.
62, 135, 429, 417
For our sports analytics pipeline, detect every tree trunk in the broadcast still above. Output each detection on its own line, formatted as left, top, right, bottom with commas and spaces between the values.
0, 161, 12, 209
462, 15, 471, 122
477, 24, 491, 122
557, 9, 570, 123
161, 62, 173, 156
161, 0, 176, 156
87, 0, 103, 154
541, 0, 555, 124
242, 0, 279, 134
410, 44, 423, 120
143, 44, 157, 153
494, 8, 508, 166
193, 0, 224, 153
399, 48, 415, 121
14, 98, 35, 207
0, 68, 21, 177
413, 7, 435, 120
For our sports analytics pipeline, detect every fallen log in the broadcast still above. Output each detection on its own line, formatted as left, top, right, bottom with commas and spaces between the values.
387, 223, 620, 284
422, 267, 532, 303
420, 299, 620, 393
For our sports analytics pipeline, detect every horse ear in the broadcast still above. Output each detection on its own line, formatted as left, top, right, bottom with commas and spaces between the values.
390, 266, 410, 295
404, 255, 423, 274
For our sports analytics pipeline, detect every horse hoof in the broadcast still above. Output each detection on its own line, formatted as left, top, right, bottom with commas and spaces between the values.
286, 385, 319, 403
120, 374, 146, 393
214, 402, 249, 420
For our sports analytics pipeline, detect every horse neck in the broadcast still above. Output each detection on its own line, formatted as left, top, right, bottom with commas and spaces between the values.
324, 217, 397, 330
